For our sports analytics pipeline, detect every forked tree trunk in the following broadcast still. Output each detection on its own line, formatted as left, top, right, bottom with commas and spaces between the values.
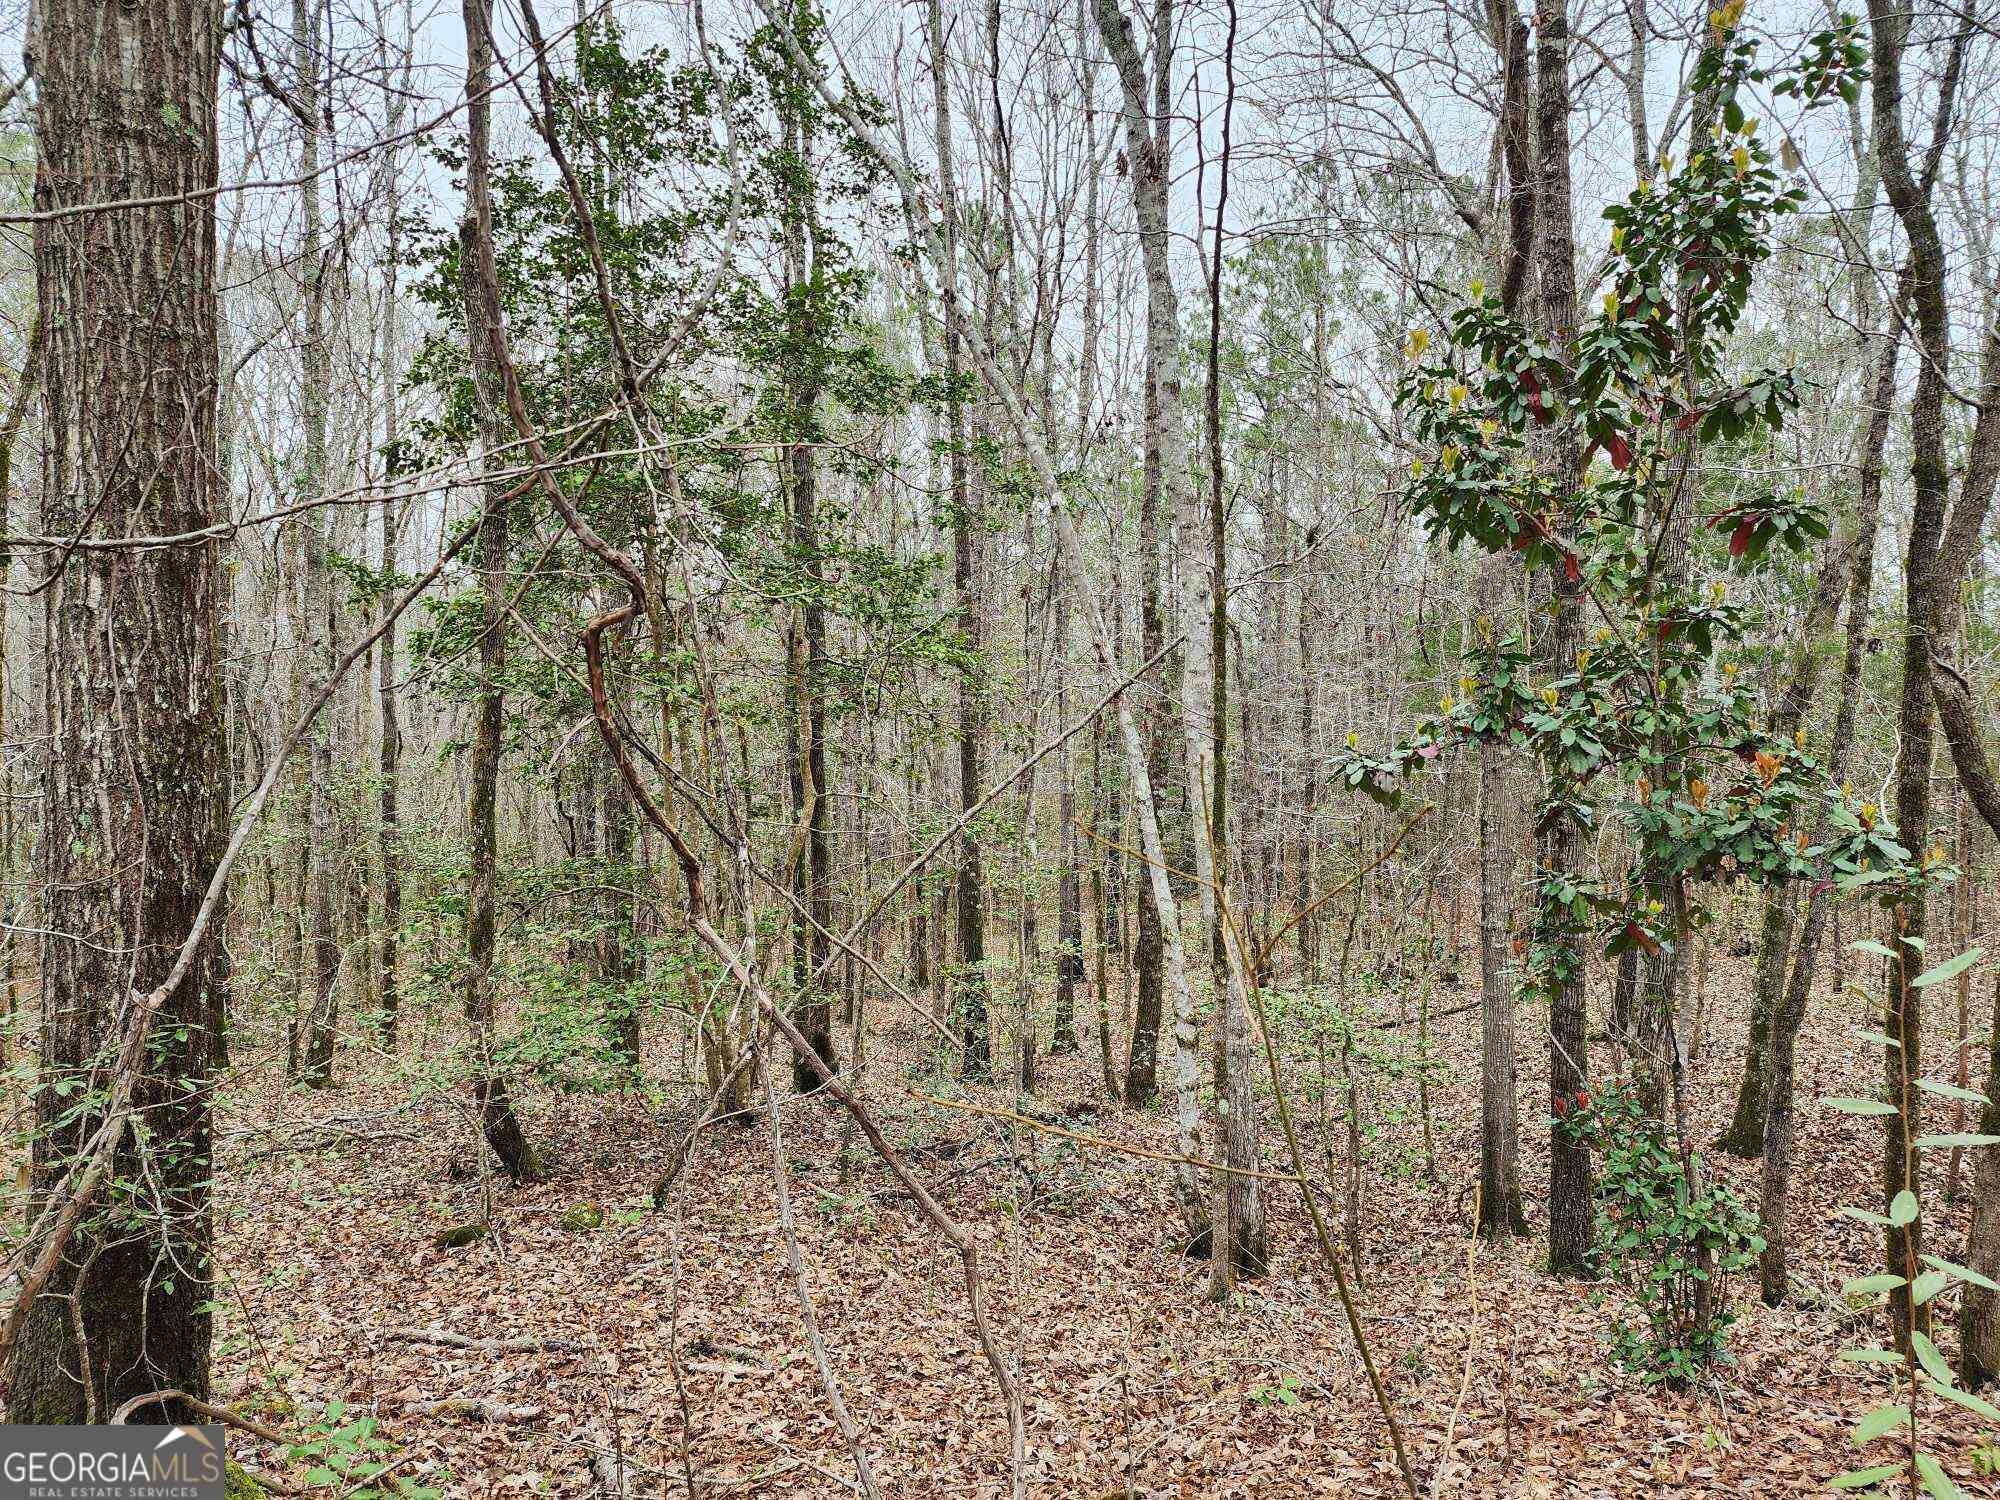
12, 0, 225, 1422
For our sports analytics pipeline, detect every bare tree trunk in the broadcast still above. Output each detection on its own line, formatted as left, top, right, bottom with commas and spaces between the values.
1125, 359, 1166, 1107
376, 5, 410, 1052
11, 0, 224, 1421
1096, 0, 1210, 1248
296, 0, 341, 1088
1476, 0, 1532, 1241
1205, 0, 1264, 1292
1760, 323, 1892, 1305
457, 0, 540, 1183
1867, 0, 1952, 1344
925, 0, 990, 1079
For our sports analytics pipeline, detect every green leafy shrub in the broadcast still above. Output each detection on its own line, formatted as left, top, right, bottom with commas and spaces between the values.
1555, 1078, 1761, 1384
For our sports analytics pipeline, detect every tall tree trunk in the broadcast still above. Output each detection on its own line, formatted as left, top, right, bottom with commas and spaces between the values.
1531, 0, 1591, 1278
458, 0, 540, 1183
1475, 0, 1532, 1240
1125, 360, 1166, 1107
1206, 0, 1264, 1292
1760, 323, 1893, 1305
1096, 0, 1211, 1248
925, 0, 990, 1079
780, 67, 837, 1093
11, 0, 224, 1421
296, 0, 341, 1088
376, 11, 409, 1051
1867, 0, 1952, 1344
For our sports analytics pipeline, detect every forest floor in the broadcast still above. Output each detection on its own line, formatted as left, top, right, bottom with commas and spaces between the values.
207, 950, 2000, 1498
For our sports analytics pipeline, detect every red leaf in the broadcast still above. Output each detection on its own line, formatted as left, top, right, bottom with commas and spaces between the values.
1729, 517, 1758, 557
1607, 432, 1633, 470
1522, 367, 1552, 424
1563, 551, 1582, 584
1416, 744, 1441, 760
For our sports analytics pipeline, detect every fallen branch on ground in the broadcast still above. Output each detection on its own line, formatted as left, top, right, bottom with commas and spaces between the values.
111, 1388, 293, 1447
381, 1326, 592, 1356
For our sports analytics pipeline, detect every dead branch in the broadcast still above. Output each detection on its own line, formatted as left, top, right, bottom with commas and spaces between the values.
380, 1326, 592, 1355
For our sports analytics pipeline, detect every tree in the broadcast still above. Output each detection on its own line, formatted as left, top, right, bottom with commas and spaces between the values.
1338, 8, 1896, 1372
458, 0, 542, 1182
11, 0, 225, 1422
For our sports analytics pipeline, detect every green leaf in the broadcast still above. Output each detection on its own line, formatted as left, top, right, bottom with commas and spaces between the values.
1912, 1330, 1954, 1387
1916, 1079, 1990, 1105
1844, 1274, 1907, 1298
1928, 1379, 2000, 1423
1922, 1254, 2000, 1293
1851, 939, 1900, 959
1913, 1271, 1950, 1306
1853, 1403, 1912, 1444
1891, 1190, 1919, 1226
1826, 1097, 1899, 1116
1914, 948, 1984, 990
1916, 1453, 1966, 1500
1916, 1134, 2000, 1149
1831, 1465, 1902, 1490
1853, 1030, 1905, 1050
1840, 1207, 1894, 1228
1837, 1347, 1902, 1365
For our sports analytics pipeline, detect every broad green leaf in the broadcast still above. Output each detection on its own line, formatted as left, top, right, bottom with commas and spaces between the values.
1927, 1379, 2000, 1423
1837, 1347, 1902, 1365
1913, 1271, 1950, 1306
1891, 1190, 1919, 1226
1914, 948, 1984, 990
1843, 1274, 1907, 1298
1832, 1465, 1903, 1490
1916, 1134, 2000, 1149
1916, 1079, 1990, 1105
1826, 1098, 1899, 1117
1851, 940, 1900, 959
1853, 1031, 1904, 1050
1916, 1453, 1966, 1500
1853, 1403, 1912, 1444
1922, 1254, 2000, 1293
1839, 1207, 1894, 1228
1912, 1330, 1954, 1387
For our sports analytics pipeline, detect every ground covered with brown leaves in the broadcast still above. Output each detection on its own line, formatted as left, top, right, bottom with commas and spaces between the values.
210, 951, 2000, 1497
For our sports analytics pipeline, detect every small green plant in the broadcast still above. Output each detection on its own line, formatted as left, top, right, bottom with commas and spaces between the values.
1828, 942, 1998, 1498
1248, 1373, 1303, 1408
1554, 1077, 1762, 1385
286, 1401, 438, 1500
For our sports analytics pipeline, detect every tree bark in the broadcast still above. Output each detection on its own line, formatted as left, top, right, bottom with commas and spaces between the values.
295, 0, 341, 1088
1867, 0, 1952, 1344
458, 0, 540, 1183
1531, 0, 1592, 1279
925, 0, 990, 1079
12, 0, 224, 1422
